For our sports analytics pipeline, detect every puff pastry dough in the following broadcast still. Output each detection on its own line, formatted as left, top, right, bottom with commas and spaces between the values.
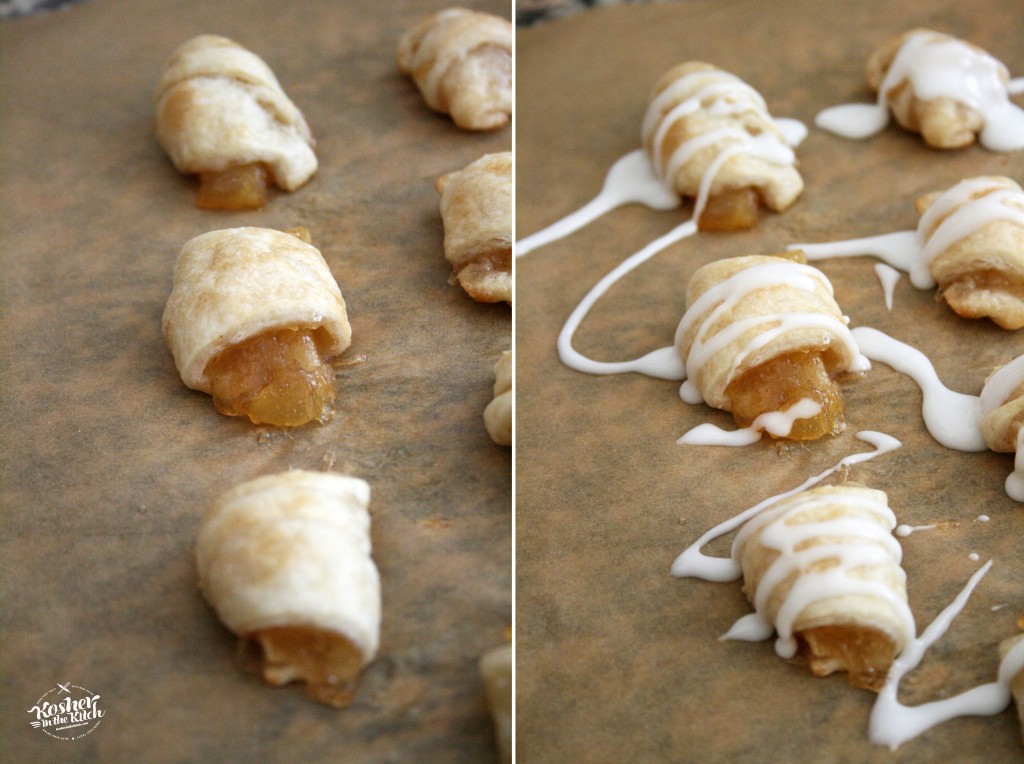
915, 176, 1024, 330
641, 62, 804, 230
675, 253, 866, 440
397, 7, 512, 131
479, 644, 512, 764
436, 152, 512, 304
866, 29, 1023, 151
155, 34, 317, 208
733, 484, 915, 690
162, 227, 351, 426
1001, 633, 1024, 744
484, 350, 512, 446
196, 470, 380, 707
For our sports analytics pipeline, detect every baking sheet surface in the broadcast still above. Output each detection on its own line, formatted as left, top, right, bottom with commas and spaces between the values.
516, 2, 1023, 761
0, 1, 511, 761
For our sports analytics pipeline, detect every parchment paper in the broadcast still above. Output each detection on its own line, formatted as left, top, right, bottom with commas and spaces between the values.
0, 1, 511, 761
516, 2, 1023, 761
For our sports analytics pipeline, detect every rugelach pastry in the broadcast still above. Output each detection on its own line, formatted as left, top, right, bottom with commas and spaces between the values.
196, 470, 380, 707
435, 152, 512, 304
733, 484, 915, 689
397, 7, 512, 131
162, 227, 351, 426
675, 253, 867, 440
155, 34, 317, 208
484, 350, 512, 446
641, 62, 804, 231
479, 644, 512, 763
915, 177, 1024, 330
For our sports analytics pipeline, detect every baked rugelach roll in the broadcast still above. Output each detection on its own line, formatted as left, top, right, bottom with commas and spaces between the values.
397, 7, 512, 131
435, 152, 512, 304
162, 227, 351, 426
484, 350, 512, 446
865, 29, 1024, 151
196, 470, 380, 708
733, 483, 915, 689
479, 644, 512, 764
674, 253, 867, 440
915, 177, 1024, 330
641, 62, 804, 231
1001, 633, 1024, 744
155, 34, 317, 208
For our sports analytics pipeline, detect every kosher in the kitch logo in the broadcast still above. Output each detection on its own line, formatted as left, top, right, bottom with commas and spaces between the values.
27, 682, 105, 740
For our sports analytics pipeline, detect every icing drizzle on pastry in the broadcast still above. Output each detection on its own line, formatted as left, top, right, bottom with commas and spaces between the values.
815, 30, 1024, 151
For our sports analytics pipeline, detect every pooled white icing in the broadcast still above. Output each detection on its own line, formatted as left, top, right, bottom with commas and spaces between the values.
873, 263, 901, 310
976, 515, 990, 522
869, 561, 1024, 750
677, 398, 822, 447
671, 431, 901, 582
815, 31, 1024, 151
850, 327, 986, 452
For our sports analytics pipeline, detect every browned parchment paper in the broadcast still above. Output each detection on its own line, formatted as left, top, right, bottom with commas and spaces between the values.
0, 1, 510, 761
516, 2, 1023, 762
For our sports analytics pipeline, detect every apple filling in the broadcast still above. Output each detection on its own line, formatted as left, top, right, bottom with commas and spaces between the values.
254, 625, 365, 708
801, 624, 898, 691
206, 327, 336, 427
697, 187, 760, 232
197, 163, 269, 210
725, 351, 845, 440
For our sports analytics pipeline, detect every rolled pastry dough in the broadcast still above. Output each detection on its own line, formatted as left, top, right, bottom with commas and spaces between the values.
162, 227, 350, 421
733, 483, 915, 689
484, 350, 512, 447
397, 7, 512, 131
641, 62, 803, 225
1001, 633, 1024, 744
866, 29, 1023, 151
196, 470, 380, 707
155, 34, 317, 197
675, 254, 865, 438
915, 176, 1024, 330
436, 152, 512, 304
980, 354, 1024, 453
479, 644, 512, 764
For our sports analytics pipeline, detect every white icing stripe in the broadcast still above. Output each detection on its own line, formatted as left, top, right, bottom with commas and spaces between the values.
671, 431, 901, 582
873, 263, 901, 310
868, 561, 1024, 750
1008, 428, 1024, 502
920, 184, 1024, 268
676, 398, 822, 447
850, 327, 986, 452
979, 354, 1024, 415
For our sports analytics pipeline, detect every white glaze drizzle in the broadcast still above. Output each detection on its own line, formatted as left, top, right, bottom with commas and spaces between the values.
1007, 428, 1024, 502
873, 263, 901, 310
979, 353, 1024, 416
869, 561, 1024, 750
850, 327, 986, 452
976, 515, 990, 522
894, 523, 937, 537
517, 68, 804, 257
677, 398, 822, 447
815, 31, 1024, 151
671, 430, 901, 582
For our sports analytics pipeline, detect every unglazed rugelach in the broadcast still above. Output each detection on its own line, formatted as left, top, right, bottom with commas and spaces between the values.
196, 471, 380, 708
162, 227, 351, 426
484, 350, 512, 446
642, 62, 805, 231
154, 34, 318, 208
733, 483, 915, 690
397, 7, 512, 131
436, 152, 512, 304
675, 253, 868, 440
479, 644, 512, 763
915, 177, 1024, 330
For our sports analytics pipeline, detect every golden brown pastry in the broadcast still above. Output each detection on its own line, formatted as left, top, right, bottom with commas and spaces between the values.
733, 484, 914, 690
1001, 633, 1024, 744
435, 152, 512, 304
397, 7, 512, 131
915, 177, 1024, 330
162, 227, 351, 426
479, 644, 512, 764
484, 350, 512, 446
866, 29, 1023, 151
196, 470, 380, 708
641, 62, 804, 231
675, 253, 867, 440
154, 34, 317, 208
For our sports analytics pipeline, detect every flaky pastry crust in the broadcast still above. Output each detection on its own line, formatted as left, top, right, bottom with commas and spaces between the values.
484, 350, 512, 446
